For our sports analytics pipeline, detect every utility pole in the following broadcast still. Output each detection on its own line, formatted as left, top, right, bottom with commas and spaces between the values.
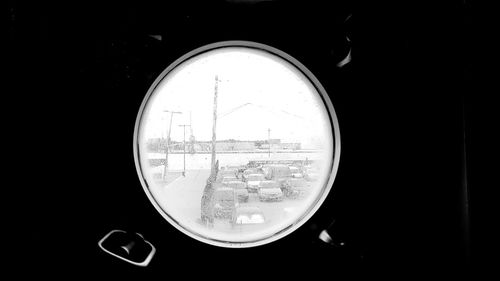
268, 128, 271, 158
210, 75, 220, 177
163, 110, 182, 180
178, 124, 191, 177
189, 111, 195, 154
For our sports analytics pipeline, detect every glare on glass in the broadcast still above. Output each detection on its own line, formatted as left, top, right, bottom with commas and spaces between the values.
134, 41, 340, 247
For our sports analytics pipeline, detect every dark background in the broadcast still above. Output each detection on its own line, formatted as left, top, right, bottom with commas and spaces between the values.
7, 0, 472, 277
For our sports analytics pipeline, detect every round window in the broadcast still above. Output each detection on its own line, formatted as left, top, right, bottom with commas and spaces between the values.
134, 41, 340, 247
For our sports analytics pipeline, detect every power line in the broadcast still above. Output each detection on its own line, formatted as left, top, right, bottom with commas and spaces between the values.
218, 102, 307, 120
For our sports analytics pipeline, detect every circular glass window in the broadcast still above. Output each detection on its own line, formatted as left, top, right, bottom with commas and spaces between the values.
134, 41, 340, 247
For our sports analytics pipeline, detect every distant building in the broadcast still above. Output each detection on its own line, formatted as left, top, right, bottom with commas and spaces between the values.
268, 139, 281, 144
280, 143, 301, 150
146, 138, 301, 152
215, 141, 256, 151
255, 137, 299, 150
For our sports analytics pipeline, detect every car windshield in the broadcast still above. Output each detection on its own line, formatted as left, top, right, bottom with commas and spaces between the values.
236, 214, 265, 224
214, 189, 234, 201
243, 169, 257, 175
222, 176, 237, 182
226, 181, 246, 189
289, 179, 308, 187
271, 166, 291, 177
247, 174, 265, 181
260, 181, 279, 188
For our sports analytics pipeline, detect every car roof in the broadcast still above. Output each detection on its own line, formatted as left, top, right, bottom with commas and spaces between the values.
244, 168, 258, 172
259, 187, 282, 193
234, 206, 263, 215
219, 169, 238, 173
263, 164, 289, 168
289, 178, 307, 185
215, 187, 234, 192
225, 181, 245, 185
261, 180, 277, 183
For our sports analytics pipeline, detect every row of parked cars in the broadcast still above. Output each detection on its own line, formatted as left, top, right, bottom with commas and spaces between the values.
211, 162, 320, 224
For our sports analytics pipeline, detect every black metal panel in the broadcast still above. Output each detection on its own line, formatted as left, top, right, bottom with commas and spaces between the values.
9, 0, 469, 276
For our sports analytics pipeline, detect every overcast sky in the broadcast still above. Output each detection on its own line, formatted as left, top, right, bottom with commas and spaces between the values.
139, 47, 333, 149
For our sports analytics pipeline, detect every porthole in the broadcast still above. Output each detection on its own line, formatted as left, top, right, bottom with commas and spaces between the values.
134, 41, 340, 247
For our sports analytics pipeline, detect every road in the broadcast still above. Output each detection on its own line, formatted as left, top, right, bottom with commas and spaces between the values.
158, 169, 211, 229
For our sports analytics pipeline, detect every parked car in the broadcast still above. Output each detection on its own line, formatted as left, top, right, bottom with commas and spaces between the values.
242, 168, 262, 180
213, 187, 236, 219
258, 180, 284, 202
289, 165, 304, 178
221, 175, 238, 184
245, 173, 266, 193
304, 168, 320, 181
219, 168, 238, 177
224, 180, 247, 189
226, 165, 245, 176
223, 181, 249, 202
262, 165, 292, 180
283, 178, 310, 199
231, 206, 265, 225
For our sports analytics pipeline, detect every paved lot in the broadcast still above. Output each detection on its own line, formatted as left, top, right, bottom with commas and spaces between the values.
156, 169, 311, 239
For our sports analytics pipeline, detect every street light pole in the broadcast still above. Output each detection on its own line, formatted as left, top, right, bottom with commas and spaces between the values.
268, 128, 271, 158
163, 110, 182, 180
178, 124, 191, 177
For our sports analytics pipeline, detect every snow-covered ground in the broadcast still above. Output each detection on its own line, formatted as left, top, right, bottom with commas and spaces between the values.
149, 168, 322, 243
157, 169, 210, 228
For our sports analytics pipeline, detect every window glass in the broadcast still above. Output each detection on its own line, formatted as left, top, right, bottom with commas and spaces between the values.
134, 42, 340, 247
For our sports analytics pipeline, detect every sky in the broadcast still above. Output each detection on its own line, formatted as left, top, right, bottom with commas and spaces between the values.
139, 47, 334, 149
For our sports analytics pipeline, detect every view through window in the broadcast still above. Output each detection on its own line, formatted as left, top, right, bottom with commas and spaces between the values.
134, 42, 340, 247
